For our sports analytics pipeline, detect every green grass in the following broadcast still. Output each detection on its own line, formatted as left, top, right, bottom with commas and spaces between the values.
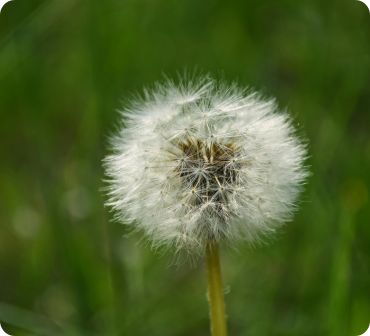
0, 0, 369, 335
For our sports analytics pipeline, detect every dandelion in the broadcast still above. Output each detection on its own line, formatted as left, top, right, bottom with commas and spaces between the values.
104, 76, 308, 336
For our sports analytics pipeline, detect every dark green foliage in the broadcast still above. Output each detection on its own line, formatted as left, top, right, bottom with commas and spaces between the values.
0, 0, 369, 335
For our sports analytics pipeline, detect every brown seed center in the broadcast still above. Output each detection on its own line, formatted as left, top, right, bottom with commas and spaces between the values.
175, 137, 240, 217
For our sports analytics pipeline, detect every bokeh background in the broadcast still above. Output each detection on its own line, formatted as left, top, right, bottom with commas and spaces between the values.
0, 0, 369, 335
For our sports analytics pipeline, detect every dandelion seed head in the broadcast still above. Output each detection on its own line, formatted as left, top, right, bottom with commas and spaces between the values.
104, 76, 308, 254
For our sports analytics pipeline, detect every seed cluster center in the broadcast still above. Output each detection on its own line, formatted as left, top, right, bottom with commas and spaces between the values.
176, 136, 240, 216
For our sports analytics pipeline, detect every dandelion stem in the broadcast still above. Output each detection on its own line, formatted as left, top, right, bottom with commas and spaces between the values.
205, 241, 228, 336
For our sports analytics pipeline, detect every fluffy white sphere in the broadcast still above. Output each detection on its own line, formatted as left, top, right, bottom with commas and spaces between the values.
104, 77, 308, 254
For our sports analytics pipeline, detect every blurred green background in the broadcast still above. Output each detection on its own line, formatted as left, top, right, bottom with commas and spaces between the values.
0, 0, 369, 335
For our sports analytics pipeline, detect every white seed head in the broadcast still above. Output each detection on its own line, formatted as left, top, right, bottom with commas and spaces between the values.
104, 77, 308, 254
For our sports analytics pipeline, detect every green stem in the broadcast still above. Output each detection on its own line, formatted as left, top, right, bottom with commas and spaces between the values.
205, 241, 228, 336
